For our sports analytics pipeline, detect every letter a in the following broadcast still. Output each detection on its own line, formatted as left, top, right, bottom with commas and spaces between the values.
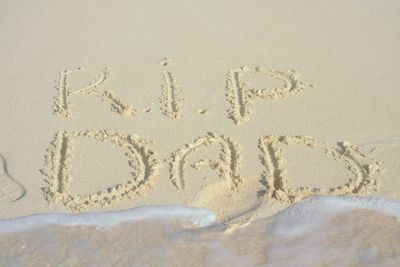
168, 132, 243, 190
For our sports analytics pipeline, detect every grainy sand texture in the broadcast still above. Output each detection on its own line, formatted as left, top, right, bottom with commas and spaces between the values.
0, 0, 399, 265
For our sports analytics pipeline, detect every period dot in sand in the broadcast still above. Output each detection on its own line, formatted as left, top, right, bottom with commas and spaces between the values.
197, 108, 210, 115
159, 58, 172, 67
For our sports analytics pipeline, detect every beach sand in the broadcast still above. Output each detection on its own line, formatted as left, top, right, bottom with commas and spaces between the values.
0, 0, 399, 265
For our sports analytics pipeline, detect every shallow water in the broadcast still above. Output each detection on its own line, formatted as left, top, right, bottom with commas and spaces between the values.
0, 196, 399, 267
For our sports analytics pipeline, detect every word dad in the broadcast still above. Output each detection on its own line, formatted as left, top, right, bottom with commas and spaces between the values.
41, 130, 382, 212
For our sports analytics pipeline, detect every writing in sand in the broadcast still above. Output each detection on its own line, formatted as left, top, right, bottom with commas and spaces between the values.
36, 61, 383, 211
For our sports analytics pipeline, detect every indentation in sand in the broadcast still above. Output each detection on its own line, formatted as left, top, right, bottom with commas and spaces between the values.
0, 154, 25, 204
41, 63, 384, 215
159, 58, 172, 67
225, 66, 314, 124
197, 108, 210, 115
168, 132, 243, 191
258, 135, 383, 203
53, 68, 137, 118
41, 130, 160, 211
143, 107, 152, 113
160, 60, 184, 119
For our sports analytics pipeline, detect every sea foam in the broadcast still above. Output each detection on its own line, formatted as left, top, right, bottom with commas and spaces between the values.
0, 205, 216, 233
0, 196, 399, 266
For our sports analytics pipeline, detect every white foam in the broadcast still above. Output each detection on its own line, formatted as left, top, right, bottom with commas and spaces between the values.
0, 205, 216, 233
1, 196, 398, 234
270, 195, 400, 236
1, 196, 399, 266
263, 196, 400, 267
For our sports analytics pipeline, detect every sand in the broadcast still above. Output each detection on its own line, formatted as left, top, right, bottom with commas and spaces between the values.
0, 0, 400, 264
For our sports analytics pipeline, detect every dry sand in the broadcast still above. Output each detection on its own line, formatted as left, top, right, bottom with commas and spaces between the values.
0, 0, 399, 227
